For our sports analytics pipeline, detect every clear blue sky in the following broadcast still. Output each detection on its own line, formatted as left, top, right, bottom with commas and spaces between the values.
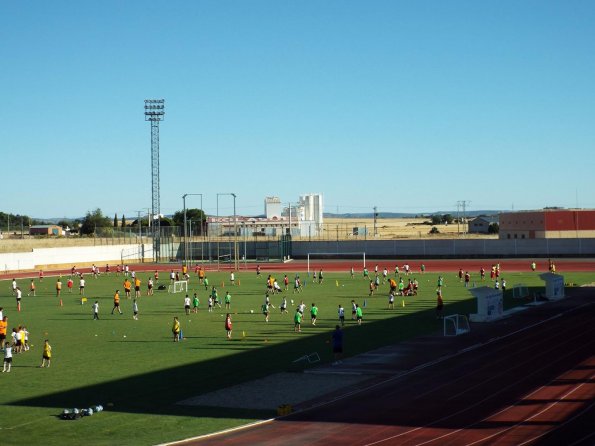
2, 1, 594, 219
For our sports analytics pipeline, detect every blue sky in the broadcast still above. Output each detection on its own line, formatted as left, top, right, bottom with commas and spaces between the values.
1, 1, 594, 219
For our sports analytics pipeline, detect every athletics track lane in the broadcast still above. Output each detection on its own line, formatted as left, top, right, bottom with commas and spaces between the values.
179, 290, 595, 446
6, 258, 595, 280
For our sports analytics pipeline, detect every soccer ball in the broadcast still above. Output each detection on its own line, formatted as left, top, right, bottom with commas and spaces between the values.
250, 310, 254, 314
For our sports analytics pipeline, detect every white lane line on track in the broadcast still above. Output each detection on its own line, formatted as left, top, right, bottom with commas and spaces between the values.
164, 301, 594, 446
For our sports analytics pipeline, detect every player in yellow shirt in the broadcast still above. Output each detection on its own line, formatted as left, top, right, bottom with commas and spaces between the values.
134, 277, 141, 298
40, 339, 52, 368
172, 317, 180, 342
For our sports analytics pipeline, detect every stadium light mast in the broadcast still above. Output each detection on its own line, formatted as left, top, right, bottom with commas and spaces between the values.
144, 99, 165, 261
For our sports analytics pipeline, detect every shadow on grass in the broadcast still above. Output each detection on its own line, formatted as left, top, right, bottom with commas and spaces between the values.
9, 298, 487, 418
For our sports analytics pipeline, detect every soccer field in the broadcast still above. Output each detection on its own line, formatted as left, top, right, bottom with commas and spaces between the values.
0, 266, 591, 445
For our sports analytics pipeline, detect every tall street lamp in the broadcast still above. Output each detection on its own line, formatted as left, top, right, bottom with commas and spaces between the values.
216, 193, 237, 270
182, 193, 203, 267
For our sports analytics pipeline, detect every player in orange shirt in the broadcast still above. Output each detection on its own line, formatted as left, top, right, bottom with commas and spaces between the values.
0, 316, 7, 345
28, 279, 36, 297
123, 279, 132, 298
112, 290, 122, 314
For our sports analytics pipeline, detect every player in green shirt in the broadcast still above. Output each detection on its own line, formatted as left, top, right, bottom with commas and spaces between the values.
192, 293, 200, 313
356, 304, 363, 325
224, 291, 231, 310
310, 303, 318, 325
262, 303, 270, 322
294, 309, 302, 332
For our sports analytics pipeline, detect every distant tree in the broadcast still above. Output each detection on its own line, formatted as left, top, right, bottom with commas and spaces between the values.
431, 215, 442, 225
131, 218, 150, 227
442, 214, 454, 224
172, 209, 206, 234
114, 213, 118, 228
160, 217, 173, 227
429, 226, 440, 234
488, 223, 499, 234
57, 219, 72, 229
0, 212, 34, 231
121, 215, 126, 228
80, 208, 112, 235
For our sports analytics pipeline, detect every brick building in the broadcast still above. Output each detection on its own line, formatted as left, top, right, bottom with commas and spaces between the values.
499, 209, 595, 239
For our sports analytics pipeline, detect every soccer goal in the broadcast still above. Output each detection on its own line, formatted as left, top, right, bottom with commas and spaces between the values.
168, 280, 188, 294
306, 252, 366, 275
444, 314, 470, 337
512, 284, 529, 299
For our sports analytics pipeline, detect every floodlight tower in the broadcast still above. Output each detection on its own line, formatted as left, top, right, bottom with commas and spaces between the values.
144, 99, 165, 261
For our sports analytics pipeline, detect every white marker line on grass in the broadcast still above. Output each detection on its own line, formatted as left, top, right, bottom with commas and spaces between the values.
157, 418, 275, 446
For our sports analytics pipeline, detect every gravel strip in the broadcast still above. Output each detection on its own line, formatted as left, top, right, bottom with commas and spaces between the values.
178, 372, 368, 410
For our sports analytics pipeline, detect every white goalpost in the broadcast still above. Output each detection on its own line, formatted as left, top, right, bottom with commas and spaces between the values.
306, 252, 366, 275
168, 280, 188, 294
443, 314, 470, 337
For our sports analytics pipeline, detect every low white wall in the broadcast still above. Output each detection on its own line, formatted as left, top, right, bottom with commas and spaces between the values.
0, 244, 152, 273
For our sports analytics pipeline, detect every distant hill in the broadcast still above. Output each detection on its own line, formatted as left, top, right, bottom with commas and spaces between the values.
36, 211, 503, 222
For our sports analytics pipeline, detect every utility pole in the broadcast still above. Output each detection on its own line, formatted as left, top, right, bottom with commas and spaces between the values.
137, 211, 142, 239
373, 206, 378, 237
456, 200, 470, 236
456, 201, 461, 236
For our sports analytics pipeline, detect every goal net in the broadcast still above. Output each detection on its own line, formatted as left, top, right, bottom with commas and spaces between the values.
512, 284, 529, 299
444, 314, 470, 337
306, 252, 366, 275
168, 280, 188, 294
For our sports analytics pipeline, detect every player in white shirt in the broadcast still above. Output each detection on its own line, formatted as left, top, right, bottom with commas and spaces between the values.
338, 305, 345, 326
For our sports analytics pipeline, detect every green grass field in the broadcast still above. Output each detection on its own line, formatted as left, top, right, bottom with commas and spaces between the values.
0, 268, 591, 445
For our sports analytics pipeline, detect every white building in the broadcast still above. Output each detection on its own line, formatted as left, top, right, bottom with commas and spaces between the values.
209, 194, 323, 238
264, 197, 282, 219
300, 193, 323, 227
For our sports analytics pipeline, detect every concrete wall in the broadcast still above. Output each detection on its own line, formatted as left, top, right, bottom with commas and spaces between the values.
2, 238, 593, 273
289, 238, 595, 258
0, 244, 150, 272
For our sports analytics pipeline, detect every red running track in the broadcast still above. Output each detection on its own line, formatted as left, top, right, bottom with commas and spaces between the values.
177, 290, 595, 446
5, 258, 595, 280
